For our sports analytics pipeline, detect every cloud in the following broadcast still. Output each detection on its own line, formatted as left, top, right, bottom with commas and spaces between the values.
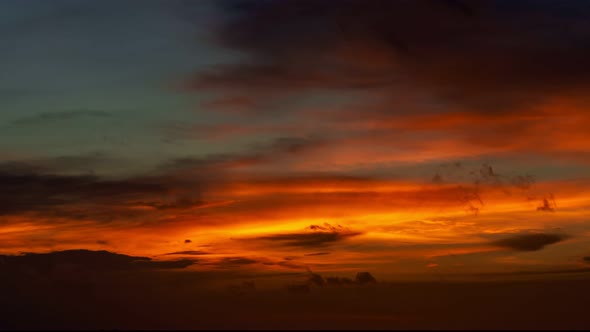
491, 233, 567, 251
219, 257, 260, 266
163, 251, 210, 256
354, 272, 378, 285
0, 163, 209, 229
305, 270, 377, 287
200, 256, 306, 270
11, 110, 111, 126
0, 249, 195, 275
306, 269, 327, 287
179, 0, 590, 165
304, 252, 331, 257
0, 169, 167, 217
254, 227, 362, 248
537, 195, 557, 212
194, 0, 590, 112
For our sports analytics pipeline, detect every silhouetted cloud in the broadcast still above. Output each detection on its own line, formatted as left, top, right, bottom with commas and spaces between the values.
255, 230, 361, 248
306, 268, 327, 287
163, 251, 210, 256
0, 166, 203, 221
249, 223, 361, 248
537, 195, 557, 212
0, 170, 161, 215
303, 270, 377, 287
0, 249, 195, 275
355, 272, 378, 285
219, 257, 259, 266
304, 252, 331, 257
491, 233, 567, 251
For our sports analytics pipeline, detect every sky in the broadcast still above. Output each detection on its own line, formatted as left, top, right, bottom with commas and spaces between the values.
2, 0, 590, 329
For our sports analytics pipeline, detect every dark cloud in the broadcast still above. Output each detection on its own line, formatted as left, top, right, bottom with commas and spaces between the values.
304, 252, 331, 257
184, 239, 192, 244
355, 272, 378, 285
255, 230, 361, 248
491, 233, 567, 251
250, 223, 361, 248
163, 251, 210, 256
0, 165, 206, 223
0, 249, 195, 275
272, 260, 305, 269
11, 110, 111, 126
191, 0, 590, 114
584, 257, 590, 263
219, 257, 259, 266
537, 195, 557, 212
304, 270, 377, 287
0, 169, 165, 217
306, 269, 326, 287
203, 256, 305, 270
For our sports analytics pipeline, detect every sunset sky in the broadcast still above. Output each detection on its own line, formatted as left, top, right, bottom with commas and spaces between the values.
2, 0, 590, 329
